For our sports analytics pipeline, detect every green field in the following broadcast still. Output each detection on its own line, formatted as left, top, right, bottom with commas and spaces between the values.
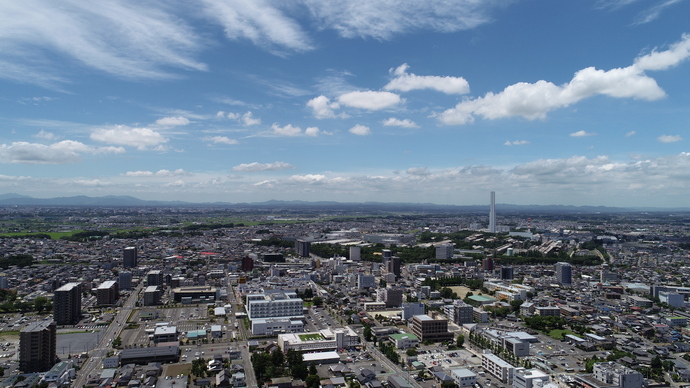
547, 329, 574, 339
298, 333, 324, 341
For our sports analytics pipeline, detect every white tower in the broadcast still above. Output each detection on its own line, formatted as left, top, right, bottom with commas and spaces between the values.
489, 191, 496, 233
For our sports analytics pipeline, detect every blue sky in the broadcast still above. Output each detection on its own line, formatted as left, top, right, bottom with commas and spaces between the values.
1, 0, 689, 207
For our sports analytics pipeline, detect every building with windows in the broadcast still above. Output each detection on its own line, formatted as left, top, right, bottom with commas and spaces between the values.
358, 274, 376, 289
251, 317, 304, 336
295, 240, 311, 257
96, 280, 119, 306
277, 327, 359, 352
450, 368, 476, 387
172, 286, 218, 303
123, 246, 137, 268
592, 362, 643, 388
246, 291, 303, 321
555, 262, 572, 285
118, 271, 132, 290
143, 286, 162, 306
481, 352, 514, 383
401, 303, 425, 320
19, 320, 56, 372
54, 282, 81, 325
147, 270, 163, 286
436, 244, 453, 260
411, 314, 453, 342
513, 368, 549, 388
389, 333, 419, 349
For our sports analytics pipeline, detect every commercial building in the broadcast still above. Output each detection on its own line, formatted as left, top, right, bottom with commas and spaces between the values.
96, 280, 119, 306
123, 246, 137, 268
555, 262, 572, 285
450, 368, 476, 387
349, 246, 361, 261
241, 256, 254, 271
153, 326, 178, 343
513, 368, 549, 388
401, 303, 425, 320
246, 291, 303, 321
389, 333, 419, 349
147, 270, 164, 286
143, 286, 162, 306
411, 314, 453, 342
436, 244, 453, 260
377, 287, 403, 308
19, 320, 56, 372
277, 327, 359, 352
172, 286, 218, 303
295, 240, 311, 257
119, 346, 180, 365
54, 282, 82, 325
251, 317, 304, 336
358, 274, 376, 289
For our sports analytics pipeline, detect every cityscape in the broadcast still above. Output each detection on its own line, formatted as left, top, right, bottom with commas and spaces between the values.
0, 194, 688, 388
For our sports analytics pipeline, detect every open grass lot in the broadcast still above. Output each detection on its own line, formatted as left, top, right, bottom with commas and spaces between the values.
547, 329, 574, 339
449, 286, 473, 299
164, 363, 192, 377
298, 333, 324, 341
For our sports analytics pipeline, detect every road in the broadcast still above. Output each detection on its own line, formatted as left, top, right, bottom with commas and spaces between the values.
73, 283, 143, 387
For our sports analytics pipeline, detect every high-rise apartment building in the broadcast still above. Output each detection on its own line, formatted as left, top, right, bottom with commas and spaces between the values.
147, 270, 163, 286
349, 246, 361, 261
489, 191, 496, 233
123, 246, 137, 268
555, 262, 572, 285
295, 240, 311, 257
54, 282, 82, 325
118, 271, 132, 290
19, 320, 56, 372
96, 280, 119, 306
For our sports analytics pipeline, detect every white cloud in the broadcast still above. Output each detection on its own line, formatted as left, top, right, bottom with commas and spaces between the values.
626, 131, 637, 137
338, 91, 402, 110
304, 127, 320, 137
155, 116, 190, 126
164, 180, 186, 187
307, 95, 343, 119
200, 0, 313, 54
439, 34, 690, 125
33, 130, 57, 140
227, 112, 240, 120
382, 117, 419, 128
302, 1, 507, 40
0, 140, 123, 164
204, 136, 238, 145
242, 111, 261, 126
271, 123, 302, 136
406, 167, 431, 176
0, 1, 206, 87
504, 140, 529, 146
232, 161, 295, 172
74, 179, 112, 187
658, 135, 682, 143
90, 125, 168, 150
633, 0, 683, 25
384, 64, 470, 94
125, 169, 187, 177
349, 124, 371, 136
570, 130, 596, 137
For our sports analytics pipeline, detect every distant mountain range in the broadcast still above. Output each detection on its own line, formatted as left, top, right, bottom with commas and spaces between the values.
0, 193, 687, 213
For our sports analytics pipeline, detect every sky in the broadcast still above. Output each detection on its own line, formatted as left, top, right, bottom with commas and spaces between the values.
1, 0, 689, 207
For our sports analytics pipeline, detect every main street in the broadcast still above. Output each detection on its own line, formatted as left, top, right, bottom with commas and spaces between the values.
73, 283, 143, 387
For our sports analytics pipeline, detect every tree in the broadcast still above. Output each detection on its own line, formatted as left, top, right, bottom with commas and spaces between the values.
304, 288, 314, 299
34, 296, 51, 313
306, 374, 320, 388
406, 348, 418, 356
112, 336, 122, 348
456, 335, 465, 348
363, 325, 373, 342
312, 297, 323, 307
309, 362, 317, 376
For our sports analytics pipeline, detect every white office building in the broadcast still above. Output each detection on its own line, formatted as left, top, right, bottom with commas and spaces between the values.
513, 368, 549, 388
246, 291, 303, 321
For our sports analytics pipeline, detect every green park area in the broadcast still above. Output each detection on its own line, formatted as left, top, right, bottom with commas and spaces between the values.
298, 333, 324, 341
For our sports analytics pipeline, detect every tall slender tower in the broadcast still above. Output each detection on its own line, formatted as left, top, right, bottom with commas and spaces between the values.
489, 191, 496, 233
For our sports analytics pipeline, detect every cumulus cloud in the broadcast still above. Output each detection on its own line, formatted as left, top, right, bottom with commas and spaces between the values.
232, 161, 295, 172
33, 130, 57, 140
155, 116, 190, 126
658, 135, 682, 143
204, 136, 238, 145
0, 140, 124, 164
384, 64, 470, 94
382, 117, 419, 128
125, 169, 187, 177
305, 127, 321, 137
271, 123, 302, 136
349, 124, 371, 136
0, 1, 206, 87
570, 130, 596, 137
338, 91, 402, 110
438, 34, 690, 125
242, 111, 261, 126
504, 140, 529, 146
307, 95, 343, 119
90, 125, 168, 150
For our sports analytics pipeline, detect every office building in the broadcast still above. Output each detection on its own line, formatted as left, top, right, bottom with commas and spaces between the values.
0, 274, 8, 289
555, 262, 572, 285
452, 301, 474, 324
411, 314, 453, 342
358, 274, 376, 289
592, 362, 643, 388
350, 246, 361, 261
383, 256, 401, 278
489, 191, 496, 233
483, 257, 494, 271
96, 280, 119, 306
401, 302, 425, 320
451, 369, 477, 387
123, 246, 137, 268
376, 287, 403, 308
295, 240, 311, 257
53, 283, 81, 325
172, 286, 218, 303
118, 271, 132, 290
19, 320, 56, 372
436, 244, 454, 259
501, 266, 514, 280
241, 256, 254, 271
